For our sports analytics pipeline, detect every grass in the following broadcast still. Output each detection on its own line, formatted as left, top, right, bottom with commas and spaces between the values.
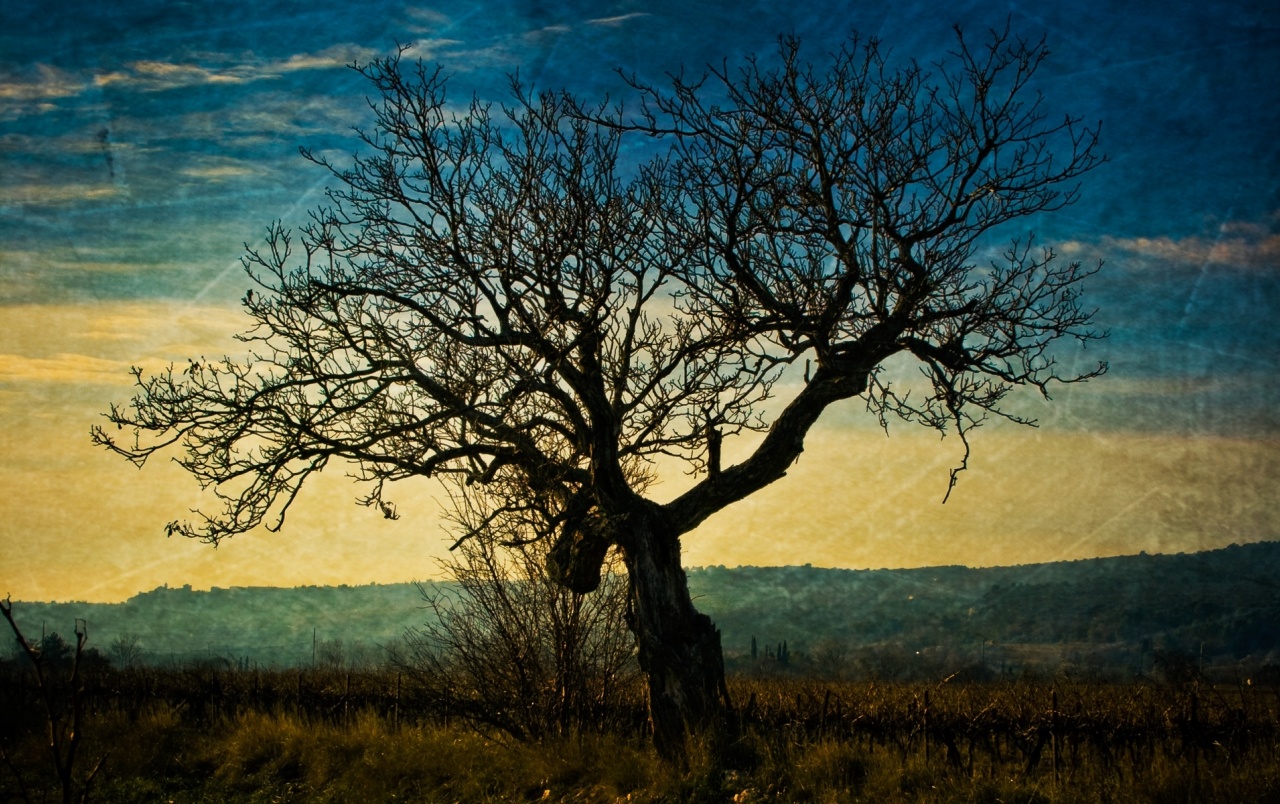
3, 672, 1277, 802
78, 709, 663, 803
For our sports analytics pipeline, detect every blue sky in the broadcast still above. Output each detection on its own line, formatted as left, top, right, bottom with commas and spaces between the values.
2, 1, 1278, 600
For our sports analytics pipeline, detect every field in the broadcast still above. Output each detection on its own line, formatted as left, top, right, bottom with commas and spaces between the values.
2, 660, 1278, 802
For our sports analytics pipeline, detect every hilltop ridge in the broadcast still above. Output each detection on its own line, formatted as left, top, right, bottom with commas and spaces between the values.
7, 541, 1279, 675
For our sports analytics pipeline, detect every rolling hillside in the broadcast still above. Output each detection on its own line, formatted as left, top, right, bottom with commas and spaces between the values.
7, 541, 1279, 676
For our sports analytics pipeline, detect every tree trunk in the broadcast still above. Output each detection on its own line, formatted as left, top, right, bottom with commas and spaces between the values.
619, 502, 731, 762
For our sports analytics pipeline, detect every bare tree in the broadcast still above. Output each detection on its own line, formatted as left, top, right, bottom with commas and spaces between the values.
107, 633, 144, 669
94, 26, 1104, 759
1, 600, 107, 804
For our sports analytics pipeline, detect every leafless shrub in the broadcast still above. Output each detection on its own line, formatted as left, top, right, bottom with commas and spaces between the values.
395, 537, 638, 741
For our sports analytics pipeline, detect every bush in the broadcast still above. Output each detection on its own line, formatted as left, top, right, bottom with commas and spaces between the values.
395, 535, 640, 741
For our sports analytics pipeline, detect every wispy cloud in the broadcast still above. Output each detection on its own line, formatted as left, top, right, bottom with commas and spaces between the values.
0, 182, 120, 209
526, 25, 573, 37
1110, 233, 1279, 267
168, 92, 366, 149
0, 64, 85, 102
0, 352, 148, 385
0, 129, 143, 159
586, 12, 651, 27
179, 163, 261, 182
403, 6, 453, 31
3, 44, 393, 115
1063, 216, 1280, 269
95, 60, 256, 92
0, 248, 153, 276
274, 44, 383, 72
0, 303, 250, 378
0, 64, 95, 119
180, 165, 258, 181
93, 46, 383, 94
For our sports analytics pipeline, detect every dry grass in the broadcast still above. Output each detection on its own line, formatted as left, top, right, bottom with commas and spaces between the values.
3, 671, 1277, 802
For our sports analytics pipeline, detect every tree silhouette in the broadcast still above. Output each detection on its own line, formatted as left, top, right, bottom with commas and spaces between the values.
94, 26, 1104, 759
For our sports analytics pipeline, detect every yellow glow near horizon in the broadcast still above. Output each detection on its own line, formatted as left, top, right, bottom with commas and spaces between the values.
2, 302, 1277, 602
682, 427, 1280, 570
0, 302, 453, 602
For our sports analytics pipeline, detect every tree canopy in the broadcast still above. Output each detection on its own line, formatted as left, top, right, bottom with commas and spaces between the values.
95, 25, 1105, 757
96, 28, 1102, 548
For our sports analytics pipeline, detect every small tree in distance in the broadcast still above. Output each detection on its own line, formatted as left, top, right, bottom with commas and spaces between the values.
108, 633, 144, 669
94, 25, 1104, 759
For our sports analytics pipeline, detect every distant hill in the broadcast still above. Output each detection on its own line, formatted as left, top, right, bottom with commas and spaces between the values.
7, 542, 1279, 676
4, 583, 432, 667
691, 541, 1280, 679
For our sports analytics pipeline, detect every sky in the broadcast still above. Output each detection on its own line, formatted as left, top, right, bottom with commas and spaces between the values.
2, 0, 1278, 602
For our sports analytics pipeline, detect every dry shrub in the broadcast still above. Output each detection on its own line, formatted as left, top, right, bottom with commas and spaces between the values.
396, 535, 639, 741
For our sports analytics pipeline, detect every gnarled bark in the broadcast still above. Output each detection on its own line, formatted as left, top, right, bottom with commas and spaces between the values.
617, 502, 731, 761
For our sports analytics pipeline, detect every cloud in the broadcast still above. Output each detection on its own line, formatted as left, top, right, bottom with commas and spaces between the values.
179, 164, 260, 182
134, 59, 250, 86
586, 13, 651, 27
274, 44, 384, 73
404, 6, 453, 30
7, 44, 391, 110
397, 39, 472, 63
93, 60, 254, 93
0, 64, 95, 120
0, 302, 249, 375
1112, 234, 1279, 267
1063, 217, 1280, 269
0, 182, 120, 209
0, 352, 146, 385
526, 25, 573, 37
166, 92, 367, 150
1, 130, 142, 159
0, 64, 85, 102
0, 248, 149, 276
